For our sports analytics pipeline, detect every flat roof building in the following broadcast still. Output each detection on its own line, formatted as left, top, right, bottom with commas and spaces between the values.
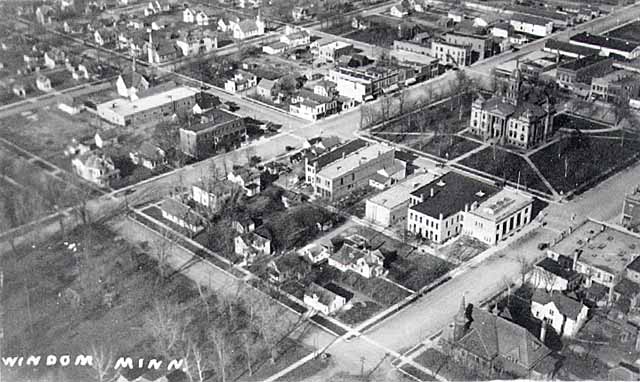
97, 86, 198, 126
179, 108, 246, 159
570, 32, 640, 60
365, 172, 436, 227
462, 189, 534, 245
548, 219, 640, 294
313, 143, 395, 200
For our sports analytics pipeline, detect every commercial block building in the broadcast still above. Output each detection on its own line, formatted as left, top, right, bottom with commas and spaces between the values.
316, 40, 353, 62
365, 172, 436, 227
431, 40, 471, 67
461, 189, 533, 245
547, 220, 640, 301
408, 172, 498, 244
313, 143, 395, 200
96, 86, 198, 126
305, 139, 368, 184
556, 54, 613, 90
443, 32, 498, 63
328, 64, 414, 101
570, 32, 640, 60
179, 108, 246, 159
590, 69, 640, 104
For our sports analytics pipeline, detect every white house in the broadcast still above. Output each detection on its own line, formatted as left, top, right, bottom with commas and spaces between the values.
159, 198, 205, 234
224, 70, 258, 93
175, 30, 217, 57
280, 30, 310, 48
299, 243, 331, 264
71, 151, 120, 187
328, 241, 386, 279
129, 142, 166, 170
227, 167, 261, 196
234, 231, 272, 264
530, 289, 589, 338
390, 4, 409, 18
35, 75, 52, 92
231, 15, 265, 40
303, 282, 348, 315
116, 71, 150, 100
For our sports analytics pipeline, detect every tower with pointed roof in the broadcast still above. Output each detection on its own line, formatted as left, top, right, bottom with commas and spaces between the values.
453, 295, 468, 341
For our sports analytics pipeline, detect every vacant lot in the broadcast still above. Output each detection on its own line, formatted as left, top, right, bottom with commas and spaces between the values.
0, 108, 95, 170
530, 131, 640, 194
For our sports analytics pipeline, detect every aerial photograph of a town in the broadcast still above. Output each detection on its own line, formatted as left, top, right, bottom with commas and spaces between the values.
6, 0, 640, 381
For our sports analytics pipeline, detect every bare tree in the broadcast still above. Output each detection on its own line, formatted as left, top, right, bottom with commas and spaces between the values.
144, 299, 187, 359
89, 343, 114, 382
209, 327, 229, 382
516, 254, 533, 286
379, 95, 393, 127
152, 228, 174, 279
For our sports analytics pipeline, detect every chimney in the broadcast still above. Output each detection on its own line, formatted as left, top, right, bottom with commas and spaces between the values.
465, 203, 469, 212
342, 152, 346, 159
573, 249, 580, 269
540, 318, 547, 343
430, 187, 434, 197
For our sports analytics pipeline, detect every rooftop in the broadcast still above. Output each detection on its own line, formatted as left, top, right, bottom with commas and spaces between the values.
468, 189, 533, 222
592, 69, 640, 85
510, 12, 553, 27
550, 220, 640, 275
98, 86, 197, 117
368, 172, 435, 209
309, 139, 368, 169
317, 144, 394, 180
535, 257, 580, 281
559, 54, 610, 71
410, 171, 499, 219
181, 108, 242, 132
571, 32, 640, 53
545, 38, 600, 57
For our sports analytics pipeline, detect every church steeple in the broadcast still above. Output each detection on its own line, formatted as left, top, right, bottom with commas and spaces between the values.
453, 294, 468, 341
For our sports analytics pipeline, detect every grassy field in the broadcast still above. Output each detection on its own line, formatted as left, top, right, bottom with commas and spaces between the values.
458, 147, 552, 195
553, 113, 612, 131
530, 130, 640, 194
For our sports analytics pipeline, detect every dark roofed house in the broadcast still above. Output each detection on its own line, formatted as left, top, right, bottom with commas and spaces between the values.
530, 257, 581, 292
408, 171, 499, 244
442, 296, 556, 379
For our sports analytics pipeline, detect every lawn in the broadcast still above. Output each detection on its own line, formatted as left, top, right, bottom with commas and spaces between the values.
337, 300, 383, 325
413, 135, 481, 160
458, 146, 551, 195
530, 130, 640, 194
553, 113, 611, 131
